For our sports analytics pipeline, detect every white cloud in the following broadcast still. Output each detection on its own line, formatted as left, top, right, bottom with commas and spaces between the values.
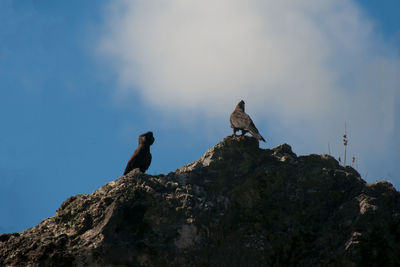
99, 0, 399, 180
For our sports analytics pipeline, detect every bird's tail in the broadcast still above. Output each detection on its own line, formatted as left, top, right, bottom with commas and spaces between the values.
249, 126, 266, 142
255, 133, 266, 142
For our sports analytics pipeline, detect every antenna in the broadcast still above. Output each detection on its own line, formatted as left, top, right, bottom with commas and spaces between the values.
328, 142, 331, 155
343, 122, 348, 167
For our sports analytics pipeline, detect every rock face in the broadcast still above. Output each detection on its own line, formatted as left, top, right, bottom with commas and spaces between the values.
1, 136, 400, 266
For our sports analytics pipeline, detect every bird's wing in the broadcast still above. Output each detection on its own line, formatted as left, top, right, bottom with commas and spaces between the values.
143, 153, 152, 172
123, 148, 140, 175
248, 120, 260, 134
231, 110, 252, 129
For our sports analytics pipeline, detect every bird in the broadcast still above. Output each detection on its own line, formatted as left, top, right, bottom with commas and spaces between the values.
230, 100, 266, 142
123, 131, 155, 175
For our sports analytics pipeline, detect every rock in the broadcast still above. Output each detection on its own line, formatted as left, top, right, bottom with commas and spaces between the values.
1, 136, 399, 266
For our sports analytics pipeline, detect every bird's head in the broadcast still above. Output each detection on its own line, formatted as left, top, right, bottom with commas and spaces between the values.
139, 131, 155, 146
236, 100, 245, 111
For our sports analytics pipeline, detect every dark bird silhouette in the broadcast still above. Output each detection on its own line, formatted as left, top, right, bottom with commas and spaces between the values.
230, 100, 266, 142
123, 131, 155, 175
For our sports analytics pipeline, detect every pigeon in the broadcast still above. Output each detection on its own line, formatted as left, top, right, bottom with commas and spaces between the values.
123, 131, 155, 175
230, 100, 266, 142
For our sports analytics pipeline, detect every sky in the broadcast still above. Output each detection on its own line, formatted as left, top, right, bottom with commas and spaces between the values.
0, 0, 399, 234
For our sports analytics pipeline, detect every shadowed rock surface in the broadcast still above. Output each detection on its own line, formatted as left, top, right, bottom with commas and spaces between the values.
1, 136, 400, 266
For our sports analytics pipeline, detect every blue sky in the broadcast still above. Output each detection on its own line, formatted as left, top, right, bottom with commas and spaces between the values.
0, 0, 399, 234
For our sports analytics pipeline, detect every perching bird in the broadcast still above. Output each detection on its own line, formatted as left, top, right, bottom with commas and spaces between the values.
230, 100, 266, 142
123, 131, 155, 175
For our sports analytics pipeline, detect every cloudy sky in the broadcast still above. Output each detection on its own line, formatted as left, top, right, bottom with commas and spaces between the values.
0, 0, 399, 233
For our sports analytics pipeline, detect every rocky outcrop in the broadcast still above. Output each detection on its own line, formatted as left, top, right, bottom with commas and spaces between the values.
1, 136, 400, 266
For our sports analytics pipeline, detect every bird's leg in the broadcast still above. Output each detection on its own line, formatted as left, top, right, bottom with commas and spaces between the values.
240, 130, 247, 138
231, 128, 238, 137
